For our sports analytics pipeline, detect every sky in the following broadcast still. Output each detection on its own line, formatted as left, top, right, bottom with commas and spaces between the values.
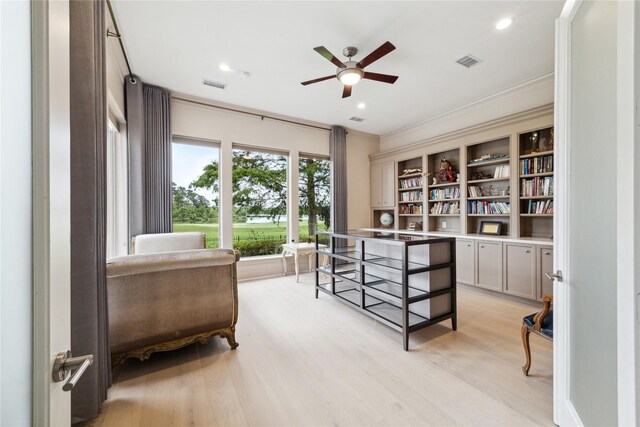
172, 143, 218, 203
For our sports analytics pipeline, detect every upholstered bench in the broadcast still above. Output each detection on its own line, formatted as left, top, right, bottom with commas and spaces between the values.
521, 295, 553, 376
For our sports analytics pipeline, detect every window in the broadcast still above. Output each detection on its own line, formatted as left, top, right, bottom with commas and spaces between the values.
172, 138, 220, 248
232, 147, 288, 258
106, 119, 128, 258
299, 154, 331, 244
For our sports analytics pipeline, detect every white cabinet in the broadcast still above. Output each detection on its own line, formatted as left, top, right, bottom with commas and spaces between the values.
370, 161, 395, 208
476, 240, 502, 292
456, 239, 475, 286
503, 243, 536, 300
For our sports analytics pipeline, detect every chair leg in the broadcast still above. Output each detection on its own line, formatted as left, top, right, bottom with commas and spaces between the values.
224, 327, 239, 350
521, 323, 532, 376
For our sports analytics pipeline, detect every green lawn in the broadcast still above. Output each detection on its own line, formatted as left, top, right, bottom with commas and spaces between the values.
173, 221, 326, 248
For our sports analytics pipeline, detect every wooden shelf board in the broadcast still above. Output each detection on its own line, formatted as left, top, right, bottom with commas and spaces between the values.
467, 214, 510, 217
428, 214, 460, 217
398, 187, 423, 192
467, 196, 510, 200
398, 200, 423, 204
519, 150, 554, 159
428, 182, 460, 189
519, 172, 554, 178
398, 214, 423, 217
428, 198, 460, 202
467, 177, 510, 184
398, 172, 423, 178
520, 214, 553, 217
520, 196, 554, 200
466, 158, 511, 168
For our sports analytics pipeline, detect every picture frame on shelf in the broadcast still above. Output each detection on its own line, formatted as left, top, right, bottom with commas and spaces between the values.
479, 221, 502, 236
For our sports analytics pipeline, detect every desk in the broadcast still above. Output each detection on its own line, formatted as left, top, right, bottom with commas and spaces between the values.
282, 242, 327, 282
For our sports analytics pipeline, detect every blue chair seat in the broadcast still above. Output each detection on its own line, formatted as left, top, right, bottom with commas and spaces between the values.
523, 311, 553, 338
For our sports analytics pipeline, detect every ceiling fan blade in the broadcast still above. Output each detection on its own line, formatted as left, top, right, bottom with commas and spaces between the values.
357, 41, 396, 68
363, 72, 399, 84
301, 75, 335, 86
342, 85, 352, 98
314, 46, 347, 69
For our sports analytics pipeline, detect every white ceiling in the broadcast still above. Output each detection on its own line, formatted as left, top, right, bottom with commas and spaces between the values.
111, 1, 564, 135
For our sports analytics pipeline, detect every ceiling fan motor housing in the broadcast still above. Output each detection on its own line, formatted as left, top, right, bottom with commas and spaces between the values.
337, 61, 364, 80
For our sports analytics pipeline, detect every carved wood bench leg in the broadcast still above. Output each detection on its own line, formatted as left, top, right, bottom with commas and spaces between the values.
521, 323, 531, 376
224, 326, 239, 349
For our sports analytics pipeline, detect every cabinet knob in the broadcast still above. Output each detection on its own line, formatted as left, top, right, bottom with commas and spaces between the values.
525, 249, 530, 253
544, 251, 551, 255
467, 244, 471, 247
480, 245, 485, 248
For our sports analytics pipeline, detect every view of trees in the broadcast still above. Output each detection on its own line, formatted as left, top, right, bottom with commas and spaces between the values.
171, 182, 218, 223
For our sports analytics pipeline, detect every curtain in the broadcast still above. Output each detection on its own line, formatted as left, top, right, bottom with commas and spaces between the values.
143, 85, 173, 233
330, 126, 348, 233
125, 76, 145, 243
69, 0, 111, 422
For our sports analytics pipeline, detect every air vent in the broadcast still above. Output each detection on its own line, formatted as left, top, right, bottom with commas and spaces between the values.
456, 54, 482, 68
349, 116, 365, 122
203, 79, 227, 90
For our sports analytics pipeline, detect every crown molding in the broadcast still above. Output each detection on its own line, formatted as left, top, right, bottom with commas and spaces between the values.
380, 72, 554, 152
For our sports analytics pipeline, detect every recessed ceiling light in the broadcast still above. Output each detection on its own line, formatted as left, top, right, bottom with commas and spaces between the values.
219, 63, 232, 72
357, 103, 366, 109
496, 17, 513, 30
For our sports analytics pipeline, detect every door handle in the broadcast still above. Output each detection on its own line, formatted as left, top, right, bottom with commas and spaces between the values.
545, 270, 563, 282
52, 350, 94, 391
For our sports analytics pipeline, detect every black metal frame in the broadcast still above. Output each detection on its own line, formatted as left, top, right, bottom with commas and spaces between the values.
315, 231, 457, 351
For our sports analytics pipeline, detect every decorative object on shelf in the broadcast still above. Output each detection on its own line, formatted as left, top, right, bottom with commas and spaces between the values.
432, 177, 438, 185
479, 221, 503, 236
456, 176, 460, 183
408, 221, 423, 231
437, 158, 458, 183
467, 153, 510, 165
379, 212, 394, 228
470, 171, 489, 181
530, 131, 540, 153
400, 167, 422, 177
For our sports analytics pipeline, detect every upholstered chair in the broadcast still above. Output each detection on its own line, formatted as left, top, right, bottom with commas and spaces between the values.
521, 295, 553, 376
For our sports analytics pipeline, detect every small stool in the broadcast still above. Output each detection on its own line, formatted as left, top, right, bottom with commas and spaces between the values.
281, 243, 327, 282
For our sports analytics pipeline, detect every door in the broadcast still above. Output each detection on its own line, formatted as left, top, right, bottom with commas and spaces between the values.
370, 164, 382, 207
455, 239, 475, 286
381, 161, 395, 207
475, 240, 502, 292
32, 0, 73, 424
554, 1, 620, 425
503, 243, 536, 300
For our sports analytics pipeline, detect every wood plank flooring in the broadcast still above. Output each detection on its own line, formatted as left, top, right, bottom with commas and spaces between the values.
90, 274, 553, 426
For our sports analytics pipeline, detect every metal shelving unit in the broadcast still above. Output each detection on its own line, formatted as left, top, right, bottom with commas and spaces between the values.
315, 230, 457, 351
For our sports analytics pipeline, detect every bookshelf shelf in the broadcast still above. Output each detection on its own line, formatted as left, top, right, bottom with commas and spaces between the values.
520, 214, 553, 217
399, 187, 422, 192
467, 177, 510, 184
520, 196, 554, 200
519, 172, 554, 178
399, 214, 423, 217
467, 196, 510, 201
520, 150, 554, 159
398, 172, 423, 178
397, 157, 424, 228
468, 214, 510, 217
428, 198, 460, 202
427, 182, 460, 189
426, 148, 462, 233
466, 157, 510, 168
398, 200, 423, 204
429, 214, 460, 217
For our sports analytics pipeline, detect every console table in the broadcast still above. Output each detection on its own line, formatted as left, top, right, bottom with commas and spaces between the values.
315, 230, 457, 350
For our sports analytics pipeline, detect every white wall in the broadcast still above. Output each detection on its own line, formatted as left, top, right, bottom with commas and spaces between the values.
172, 96, 379, 279
0, 1, 33, 425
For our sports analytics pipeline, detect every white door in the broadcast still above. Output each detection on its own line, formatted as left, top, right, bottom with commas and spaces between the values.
32, 0, 73, 424
554, 1, 621, 425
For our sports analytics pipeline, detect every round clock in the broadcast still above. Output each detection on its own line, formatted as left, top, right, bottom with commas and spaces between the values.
380, 212, 394, 228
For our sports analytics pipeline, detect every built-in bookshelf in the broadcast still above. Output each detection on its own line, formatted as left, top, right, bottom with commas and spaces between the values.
519, 127, 554, 239
466, 137, 511, 235
427, 148, 462, 233
397, 156, 424, 230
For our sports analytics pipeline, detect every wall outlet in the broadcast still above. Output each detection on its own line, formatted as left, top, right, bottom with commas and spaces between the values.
442, 221, 447, 229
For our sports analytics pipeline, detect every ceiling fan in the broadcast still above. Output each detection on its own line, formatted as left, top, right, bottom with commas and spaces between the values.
301, 41, 399, 98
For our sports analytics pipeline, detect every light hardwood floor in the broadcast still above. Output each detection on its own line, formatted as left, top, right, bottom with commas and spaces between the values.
90, 273, 553, 427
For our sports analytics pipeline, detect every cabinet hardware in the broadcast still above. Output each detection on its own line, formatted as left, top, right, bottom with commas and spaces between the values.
467, 244, 471, 247
480, 245, 485, 248
544, 251, 550, 255
525, 249, 530, 253
52, 351, 94, 391
546, 270, 563, 282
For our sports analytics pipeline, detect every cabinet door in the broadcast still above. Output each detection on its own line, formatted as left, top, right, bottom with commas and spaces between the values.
456, 239, 475, 285
538, 246, 554, 300
370, 164, 382, 208
503, 243, 536, 299
476, 241, 502, 292
381, 162, 395, 207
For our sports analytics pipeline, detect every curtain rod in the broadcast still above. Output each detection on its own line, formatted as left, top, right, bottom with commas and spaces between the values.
174, 96, 331, 132
106, 0, 136, 84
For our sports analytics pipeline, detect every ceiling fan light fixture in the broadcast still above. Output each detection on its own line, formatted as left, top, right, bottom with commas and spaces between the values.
496, 17, 514, 30
338, 68, 363, 86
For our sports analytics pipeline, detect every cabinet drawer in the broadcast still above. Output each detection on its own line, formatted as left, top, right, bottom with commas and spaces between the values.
456, 239, 475, 286
503, 243, 536, 299
538, 246, 554, 300
476, 241, 502, 292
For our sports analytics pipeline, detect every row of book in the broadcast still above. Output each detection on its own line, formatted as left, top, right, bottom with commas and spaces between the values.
400, 190, 422, 202
521, 177, 553, 197
399, 177, 422, 189
429, 187, 460, 200
524, 200, 554, 214
493, 165, 510, 178
520, 155, 553, 175
467, 185, 508, 198
467, 201, 510, 215
400, 204, 422, 215
430, 202, 460, 215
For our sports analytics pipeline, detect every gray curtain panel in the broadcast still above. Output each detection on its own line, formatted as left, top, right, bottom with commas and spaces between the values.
143, 85, 173, 233
69, 0, 111, 422
330, 126, 348, 233
125, 76, 145, 244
